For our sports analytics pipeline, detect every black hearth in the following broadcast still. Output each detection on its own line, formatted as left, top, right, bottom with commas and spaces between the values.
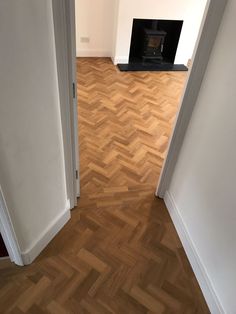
117, 19, 188, 72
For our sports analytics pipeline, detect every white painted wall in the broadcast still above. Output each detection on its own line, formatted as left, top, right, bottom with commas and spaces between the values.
0, 1, 69, 262
75, 0, 117, 57
166, 0, 236, 312
113, 0, 207, 65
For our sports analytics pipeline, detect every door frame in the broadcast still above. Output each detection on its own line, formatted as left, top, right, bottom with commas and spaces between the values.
64, 0, 80, 198
52, 0, 80, 209
156, 0, 227, 197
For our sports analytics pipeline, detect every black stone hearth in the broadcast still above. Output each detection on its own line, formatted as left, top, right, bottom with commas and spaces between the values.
117, 63, 188, 72
117, 19, 188, 72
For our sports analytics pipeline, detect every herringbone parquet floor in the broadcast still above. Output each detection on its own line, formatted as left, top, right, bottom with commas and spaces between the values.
0, 58, 210, 313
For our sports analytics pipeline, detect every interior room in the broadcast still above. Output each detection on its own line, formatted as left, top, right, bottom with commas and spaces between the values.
2, 0, 235, 313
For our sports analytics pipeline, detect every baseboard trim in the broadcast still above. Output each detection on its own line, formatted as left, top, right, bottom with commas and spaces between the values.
164, 191, 225, 314
76, 50, 111, 58
21, 205, 71, 265
113, 56, 129, 65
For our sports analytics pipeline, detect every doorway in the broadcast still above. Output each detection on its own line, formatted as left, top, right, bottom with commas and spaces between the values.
74, 0, 208, 198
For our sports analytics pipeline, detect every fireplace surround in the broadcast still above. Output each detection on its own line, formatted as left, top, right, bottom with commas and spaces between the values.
118, 18, 188, 72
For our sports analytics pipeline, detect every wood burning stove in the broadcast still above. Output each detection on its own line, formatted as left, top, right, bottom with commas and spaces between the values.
117, 19, 188, 72
142, 29, 167, 62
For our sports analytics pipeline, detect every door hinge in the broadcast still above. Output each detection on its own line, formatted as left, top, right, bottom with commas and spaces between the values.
72, 82, 76, 99
75, 170, 79, 180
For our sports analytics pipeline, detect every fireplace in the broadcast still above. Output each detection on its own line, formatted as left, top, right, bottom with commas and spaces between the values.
118, 19, 188, 72
142, 29, 167, 62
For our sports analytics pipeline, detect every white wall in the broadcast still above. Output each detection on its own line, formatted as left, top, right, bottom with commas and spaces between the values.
113, 0, 207, 65
0, 1, 69, 262
75, 0, 117, 57
166, 0, 236, 312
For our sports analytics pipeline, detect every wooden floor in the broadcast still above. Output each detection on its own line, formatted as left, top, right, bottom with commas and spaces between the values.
0, 58, 209, 313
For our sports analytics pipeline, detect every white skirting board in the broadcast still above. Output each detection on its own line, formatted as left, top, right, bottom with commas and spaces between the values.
75, 54, 128, 65
21, 205, 71, 265
164, 191, 225, 314
112, 56, 129, 65
76, 50, 111, 58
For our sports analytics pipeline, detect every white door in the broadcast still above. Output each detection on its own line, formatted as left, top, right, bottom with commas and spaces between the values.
65, 0, 80, 199
52, 0, 80, 208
